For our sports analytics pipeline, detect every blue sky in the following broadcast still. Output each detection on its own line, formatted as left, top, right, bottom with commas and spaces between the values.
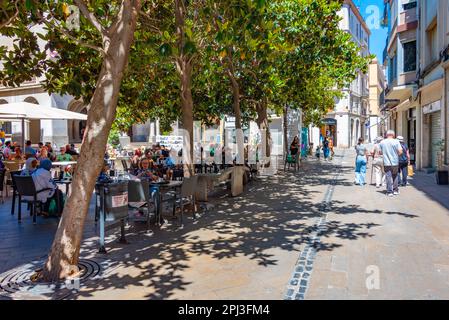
356, 0, 388, 61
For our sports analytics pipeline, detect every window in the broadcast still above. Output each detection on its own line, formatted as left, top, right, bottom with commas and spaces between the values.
427, 24, 439, 64
403, 41, 417, 72
403, 2, 417, 11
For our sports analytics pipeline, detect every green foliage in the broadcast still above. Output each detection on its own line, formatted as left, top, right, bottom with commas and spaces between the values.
108, 127, 120, 148
0, 0, 371, 134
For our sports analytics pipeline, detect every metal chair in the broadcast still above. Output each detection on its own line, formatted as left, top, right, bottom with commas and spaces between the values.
0, 168, 6, 204
177, 176, 198, 226
7, 170, 22, 215
13, 175, 52, 224
284, 153, 300, 172
127, 179, 157, 232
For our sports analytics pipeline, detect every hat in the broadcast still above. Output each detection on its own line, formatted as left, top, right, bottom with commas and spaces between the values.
39, 159, 52, 171
375, 136, 383, 143
397, 136, 404, 142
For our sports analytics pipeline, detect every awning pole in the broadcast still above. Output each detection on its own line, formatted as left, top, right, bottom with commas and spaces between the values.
21, 118, 25, 150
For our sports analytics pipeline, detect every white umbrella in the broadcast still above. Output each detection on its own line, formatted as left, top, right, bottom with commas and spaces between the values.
0, 102, 87, 148
0, 102, 87, 120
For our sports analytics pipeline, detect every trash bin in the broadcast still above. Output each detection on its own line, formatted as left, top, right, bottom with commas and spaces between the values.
97, 181, 129, 222
96, 181, 129, 253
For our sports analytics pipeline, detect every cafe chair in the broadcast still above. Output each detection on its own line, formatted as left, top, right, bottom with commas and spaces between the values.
127, 179, 157, 232
0, 168, 6, 204
176, 175, 198, 226
6, 170, 22, 215
13, 175, 53, 224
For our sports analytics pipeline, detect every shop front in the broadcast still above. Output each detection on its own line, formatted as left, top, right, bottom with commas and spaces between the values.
423, 100, 442, 169
320, 118, 337, 146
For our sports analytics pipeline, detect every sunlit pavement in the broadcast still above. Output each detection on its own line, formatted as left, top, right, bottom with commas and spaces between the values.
1, 149, 448, 299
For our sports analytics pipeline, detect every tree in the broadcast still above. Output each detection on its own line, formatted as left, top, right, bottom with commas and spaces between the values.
1, 0, 141, 281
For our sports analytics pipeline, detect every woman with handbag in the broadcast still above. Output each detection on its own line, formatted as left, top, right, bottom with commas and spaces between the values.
371, 137, 385, 188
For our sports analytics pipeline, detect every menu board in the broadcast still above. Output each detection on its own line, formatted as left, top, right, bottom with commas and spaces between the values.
156, 135, 183, 150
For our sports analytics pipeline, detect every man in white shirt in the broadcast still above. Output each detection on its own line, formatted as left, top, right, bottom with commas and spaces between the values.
379, 130, 403, 197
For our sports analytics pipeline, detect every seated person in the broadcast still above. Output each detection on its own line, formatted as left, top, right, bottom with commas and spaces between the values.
21, 157, 38, 176
135, 158, 158, 181
65, 144, 79, 156
161, 149, 178, 180
31, 159, 63, 216
56, 146, 73, 162
11, 147, 24, 160
25, 140, 37, 157
98, 161, 113, 183
37, 146, 50, 161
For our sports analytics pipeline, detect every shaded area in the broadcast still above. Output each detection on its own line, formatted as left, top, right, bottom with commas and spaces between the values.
0, 153, 416, 300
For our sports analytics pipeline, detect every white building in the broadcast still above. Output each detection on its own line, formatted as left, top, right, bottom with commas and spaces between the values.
318, 0, 371, 148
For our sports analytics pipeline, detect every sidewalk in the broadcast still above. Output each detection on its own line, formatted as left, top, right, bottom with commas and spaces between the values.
409, 171, 449, 210
306, 151, 449, 299
1, 150, 448, 299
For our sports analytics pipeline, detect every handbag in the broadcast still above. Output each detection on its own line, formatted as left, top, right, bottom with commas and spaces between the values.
408, 165, 414, 177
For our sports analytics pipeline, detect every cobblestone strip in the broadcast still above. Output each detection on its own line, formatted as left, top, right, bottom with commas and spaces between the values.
284, 150, 346, 300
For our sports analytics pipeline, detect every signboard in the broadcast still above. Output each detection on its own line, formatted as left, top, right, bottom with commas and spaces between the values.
111, 193, 128, 208
423, 100, 441, 114
156, 135, 183, 150
321, 118, 337, 126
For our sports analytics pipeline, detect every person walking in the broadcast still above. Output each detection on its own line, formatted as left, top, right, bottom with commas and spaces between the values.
371, 137, 385, 188
328, 137, 335, 159
354, 138, 369, 186
322, 137, 330, 160
397, 136, 410, 187
379, 130, 403, 197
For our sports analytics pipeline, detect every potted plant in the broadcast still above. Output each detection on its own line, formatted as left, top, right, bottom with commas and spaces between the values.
434, 139, 448, 185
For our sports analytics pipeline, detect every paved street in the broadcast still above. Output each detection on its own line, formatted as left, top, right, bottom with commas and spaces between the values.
0, 149, 448, 300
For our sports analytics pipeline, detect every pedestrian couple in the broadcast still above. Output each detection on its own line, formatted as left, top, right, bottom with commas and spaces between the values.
355, 130, 410, 197
374, 131, 410, 197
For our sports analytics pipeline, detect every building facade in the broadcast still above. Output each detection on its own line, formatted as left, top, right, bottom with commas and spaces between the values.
382, 0, 449, 171
368, 58, 387, 142
323, 0, 371, 148
382, 0, 420, 165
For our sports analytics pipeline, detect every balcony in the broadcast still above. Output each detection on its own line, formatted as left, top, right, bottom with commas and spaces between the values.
399, 8, 418, 26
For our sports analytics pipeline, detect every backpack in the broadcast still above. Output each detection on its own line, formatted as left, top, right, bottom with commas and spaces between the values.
48, 190, 65, 216
399, 143, 408, 163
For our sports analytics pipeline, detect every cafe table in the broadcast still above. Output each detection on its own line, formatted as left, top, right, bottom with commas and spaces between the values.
150, 180, 183, 225
52, 161, 77, 195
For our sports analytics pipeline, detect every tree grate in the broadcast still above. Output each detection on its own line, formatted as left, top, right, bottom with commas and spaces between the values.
0, 259, 101, 300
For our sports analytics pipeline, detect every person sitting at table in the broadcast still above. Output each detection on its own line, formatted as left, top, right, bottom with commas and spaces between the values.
37, 146, 50, 161
11, 147, 24, 160
25, 140, 37, 157
135, 158, 158, 181
30, 159, 64, 216
144, 148, 153, 161
2, 141, 11, 159
97, 161, 113, 183
21, 157, 38, 176
131, 148, 142, 171
56, 146, 73, 162
11, 141, 18, 152
65, 144, 79, 156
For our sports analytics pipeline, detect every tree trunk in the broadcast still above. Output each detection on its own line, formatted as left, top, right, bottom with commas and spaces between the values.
283, 105, 289, 155
178, 58, 194, 177
225, 51, 244, 164
42, 0, 141, 282
256, 99, 271, 159
175, 0, 194, 177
